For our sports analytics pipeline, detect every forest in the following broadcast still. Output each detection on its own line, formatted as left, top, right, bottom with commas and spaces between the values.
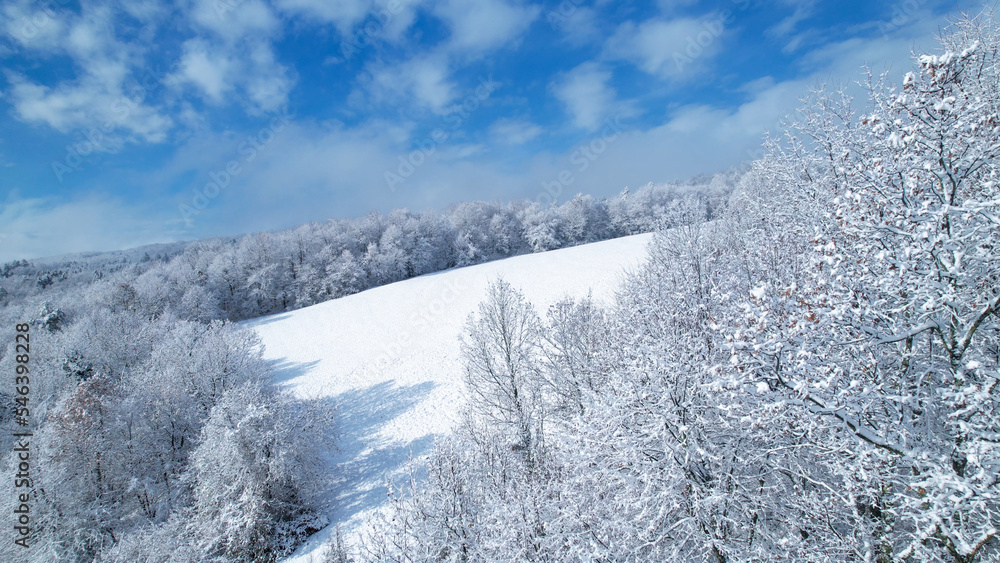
0, 156, 729, 561
0, 11, 998, 563
341, 14, 1000, 563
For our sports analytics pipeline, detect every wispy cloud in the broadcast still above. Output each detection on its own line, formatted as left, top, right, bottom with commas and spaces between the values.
0, 194, 180, 262
0, 0, 969, 260
604, 14, 729, 80
489, 118, 544, 145
768, 0, 817, 37
433, 0, 540, 54
2, 1, 173, 145
552, 62, 624, 131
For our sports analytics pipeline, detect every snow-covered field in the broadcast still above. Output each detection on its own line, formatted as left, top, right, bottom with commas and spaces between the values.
246, 233, 653, 561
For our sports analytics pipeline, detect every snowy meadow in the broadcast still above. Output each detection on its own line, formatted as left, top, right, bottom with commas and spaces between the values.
0, 8, 998, 563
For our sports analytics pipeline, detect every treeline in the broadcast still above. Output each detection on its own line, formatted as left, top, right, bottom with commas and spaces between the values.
0, 151, 730, 559
342, 14, 1000, 563
127, 185, 728, 322
0, 181, 731, 324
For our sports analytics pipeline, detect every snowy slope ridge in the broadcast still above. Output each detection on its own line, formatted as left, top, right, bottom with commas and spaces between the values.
245, 233, 654, 561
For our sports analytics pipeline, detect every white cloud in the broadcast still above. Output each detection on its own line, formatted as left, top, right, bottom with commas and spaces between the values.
657, 0, 699, 13
275, 0, 376, 34
433, 0, 539, 53
170, 39, 236, 103
6, 74, 173, 145
1, 0, 69, 52
121, 0, 169, 25
2, 0, 293, 140
141, 115, 540, 239
275, 0, 424, 42
279, 0, 533, 121
244, 14, 955, 229
489, 118, 543, 145
534, 17, 956, 197
67, 14, 105, 57
781, 32, 807, 53
552, 62, 620, 131
246, 43, 295, 112
605, 15, 727, 80
0, 0, 969, 263
168, 0, 293, 113
768, 0, 816, 38
2, 2, 173, 145
548, 5, 601, 46
408, 57, 457, 112
0, 195, 178, 262
342, 0, 535, 117
356, 54, 456, 113
188, 0, 279, 42
167, 37, 294, 113
6, 77, 94, 132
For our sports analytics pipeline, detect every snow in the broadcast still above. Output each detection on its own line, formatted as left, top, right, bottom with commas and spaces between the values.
245, 233, 654, 561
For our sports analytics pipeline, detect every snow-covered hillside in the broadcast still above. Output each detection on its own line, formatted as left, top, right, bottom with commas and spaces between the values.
246, 233, 654, 560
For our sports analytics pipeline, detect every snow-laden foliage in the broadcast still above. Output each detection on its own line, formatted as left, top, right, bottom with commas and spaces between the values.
5, 10, 999, 563
0, 182, 731, 329
0, 139, 728, 563
357, 12, 1000, 563
730, 13, 1000, 560
0, 290, 334, 562
189, 382, 333, 561
460, 279, 545, 468
0, 118, 728, 563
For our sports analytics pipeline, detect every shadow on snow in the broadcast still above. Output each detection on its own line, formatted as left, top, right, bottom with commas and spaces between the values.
329, 380, 438, 523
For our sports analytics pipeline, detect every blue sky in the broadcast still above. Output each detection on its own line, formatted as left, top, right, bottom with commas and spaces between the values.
0, 0, 974, 261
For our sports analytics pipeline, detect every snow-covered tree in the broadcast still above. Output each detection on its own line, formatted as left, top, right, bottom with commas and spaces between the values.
539, 294, 607, 416
461, 278, 545, 467
730, 13, 1000, 561
189, 382, 333, 561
